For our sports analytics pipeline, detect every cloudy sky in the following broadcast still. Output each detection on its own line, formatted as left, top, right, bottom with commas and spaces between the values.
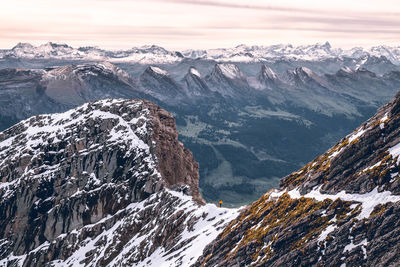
0, 0, 399, 50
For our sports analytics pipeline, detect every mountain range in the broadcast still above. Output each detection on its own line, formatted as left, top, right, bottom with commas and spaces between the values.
1, 42, 400, 206
1, 92, 400, 265
1, 42, 400, 65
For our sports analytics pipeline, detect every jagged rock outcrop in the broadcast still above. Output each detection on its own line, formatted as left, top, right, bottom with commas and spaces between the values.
196, 92, 400, 266
0, 99, 237, 266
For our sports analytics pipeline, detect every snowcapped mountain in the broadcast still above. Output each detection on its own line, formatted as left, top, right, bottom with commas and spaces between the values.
182, 67, 211, 97
195, 92, 400, 266
0, 43, 183, 64
205, 63, 251, 97
283, 66, 328, 88
139, 66, 186, 103
0, 62, 152, 129
1, 54, 400, 207
248, 64, 280, 90
1, 42, 400, 65
184, 42, 400, 64
0, 99, 239, 266
2, 83, 400, 266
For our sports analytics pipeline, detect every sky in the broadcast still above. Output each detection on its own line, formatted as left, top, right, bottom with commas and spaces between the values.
0, 0, 399, 50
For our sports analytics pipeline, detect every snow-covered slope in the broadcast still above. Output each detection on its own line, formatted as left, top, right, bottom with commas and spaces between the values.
0, 99, 239, 266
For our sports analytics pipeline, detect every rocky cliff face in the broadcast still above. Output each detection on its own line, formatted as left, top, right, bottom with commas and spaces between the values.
196, 92, 400, 266
0, 99, 238, 266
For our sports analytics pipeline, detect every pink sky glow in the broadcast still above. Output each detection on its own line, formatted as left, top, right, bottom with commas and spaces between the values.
1, 0, 399, 50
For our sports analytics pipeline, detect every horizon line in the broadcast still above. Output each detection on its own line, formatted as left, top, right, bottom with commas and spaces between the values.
1, 41, 398, 52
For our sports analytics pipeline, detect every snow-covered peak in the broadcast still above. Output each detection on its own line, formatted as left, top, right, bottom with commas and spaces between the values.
41, 62, 133, 84
369, 45, 400, 64
183, 43, 400, 64
148, 66, 169, 76
260, 65, 278, 80
11, 42, 34, 50
286, 66, 315, 80
215, 63, 243, 79
96, 61, 131, 80
1, 42, 183, 64
2, 42, 400, 64
283, 66, 328, 87
183, 42, 341, 62
189, 67, 201, 77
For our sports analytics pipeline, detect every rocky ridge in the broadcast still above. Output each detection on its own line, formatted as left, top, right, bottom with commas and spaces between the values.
196, 92, 400, 266
0, 99, 238, 266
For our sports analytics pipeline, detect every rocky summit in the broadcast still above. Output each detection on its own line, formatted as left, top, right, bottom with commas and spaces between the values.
0, 99, 238, 266
196, 92, 400, 266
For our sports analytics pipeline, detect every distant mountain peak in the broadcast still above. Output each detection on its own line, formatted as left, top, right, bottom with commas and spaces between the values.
323, 41, 331, 48
260, 64, 278, 80
214, 63, 244, 79
189, 66, 201, 77
12, 42, 34, 50
183, 67, 210, 97
147, 66, 169, 76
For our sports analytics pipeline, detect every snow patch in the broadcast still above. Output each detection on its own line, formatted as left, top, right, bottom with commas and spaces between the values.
149, 66, 168, 76
348, 127, 366, 143
389, 142, 400, 164
343, 238, 368, 254
380, 113, 389, 129
217, 64, 241, 79
286, 187, 400, 220
189, 67, 201, 77
318, 224, 337, 242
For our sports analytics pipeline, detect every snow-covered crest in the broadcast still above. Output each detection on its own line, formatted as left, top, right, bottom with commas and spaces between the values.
4, 42, 400, 64
149, 66, 169, 76
189, 67, 201, 77
216, 63, 243, 79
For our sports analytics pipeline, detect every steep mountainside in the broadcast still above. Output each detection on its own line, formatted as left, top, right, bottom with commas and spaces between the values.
0, 99, 238, 266
196, 92, 400, 266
